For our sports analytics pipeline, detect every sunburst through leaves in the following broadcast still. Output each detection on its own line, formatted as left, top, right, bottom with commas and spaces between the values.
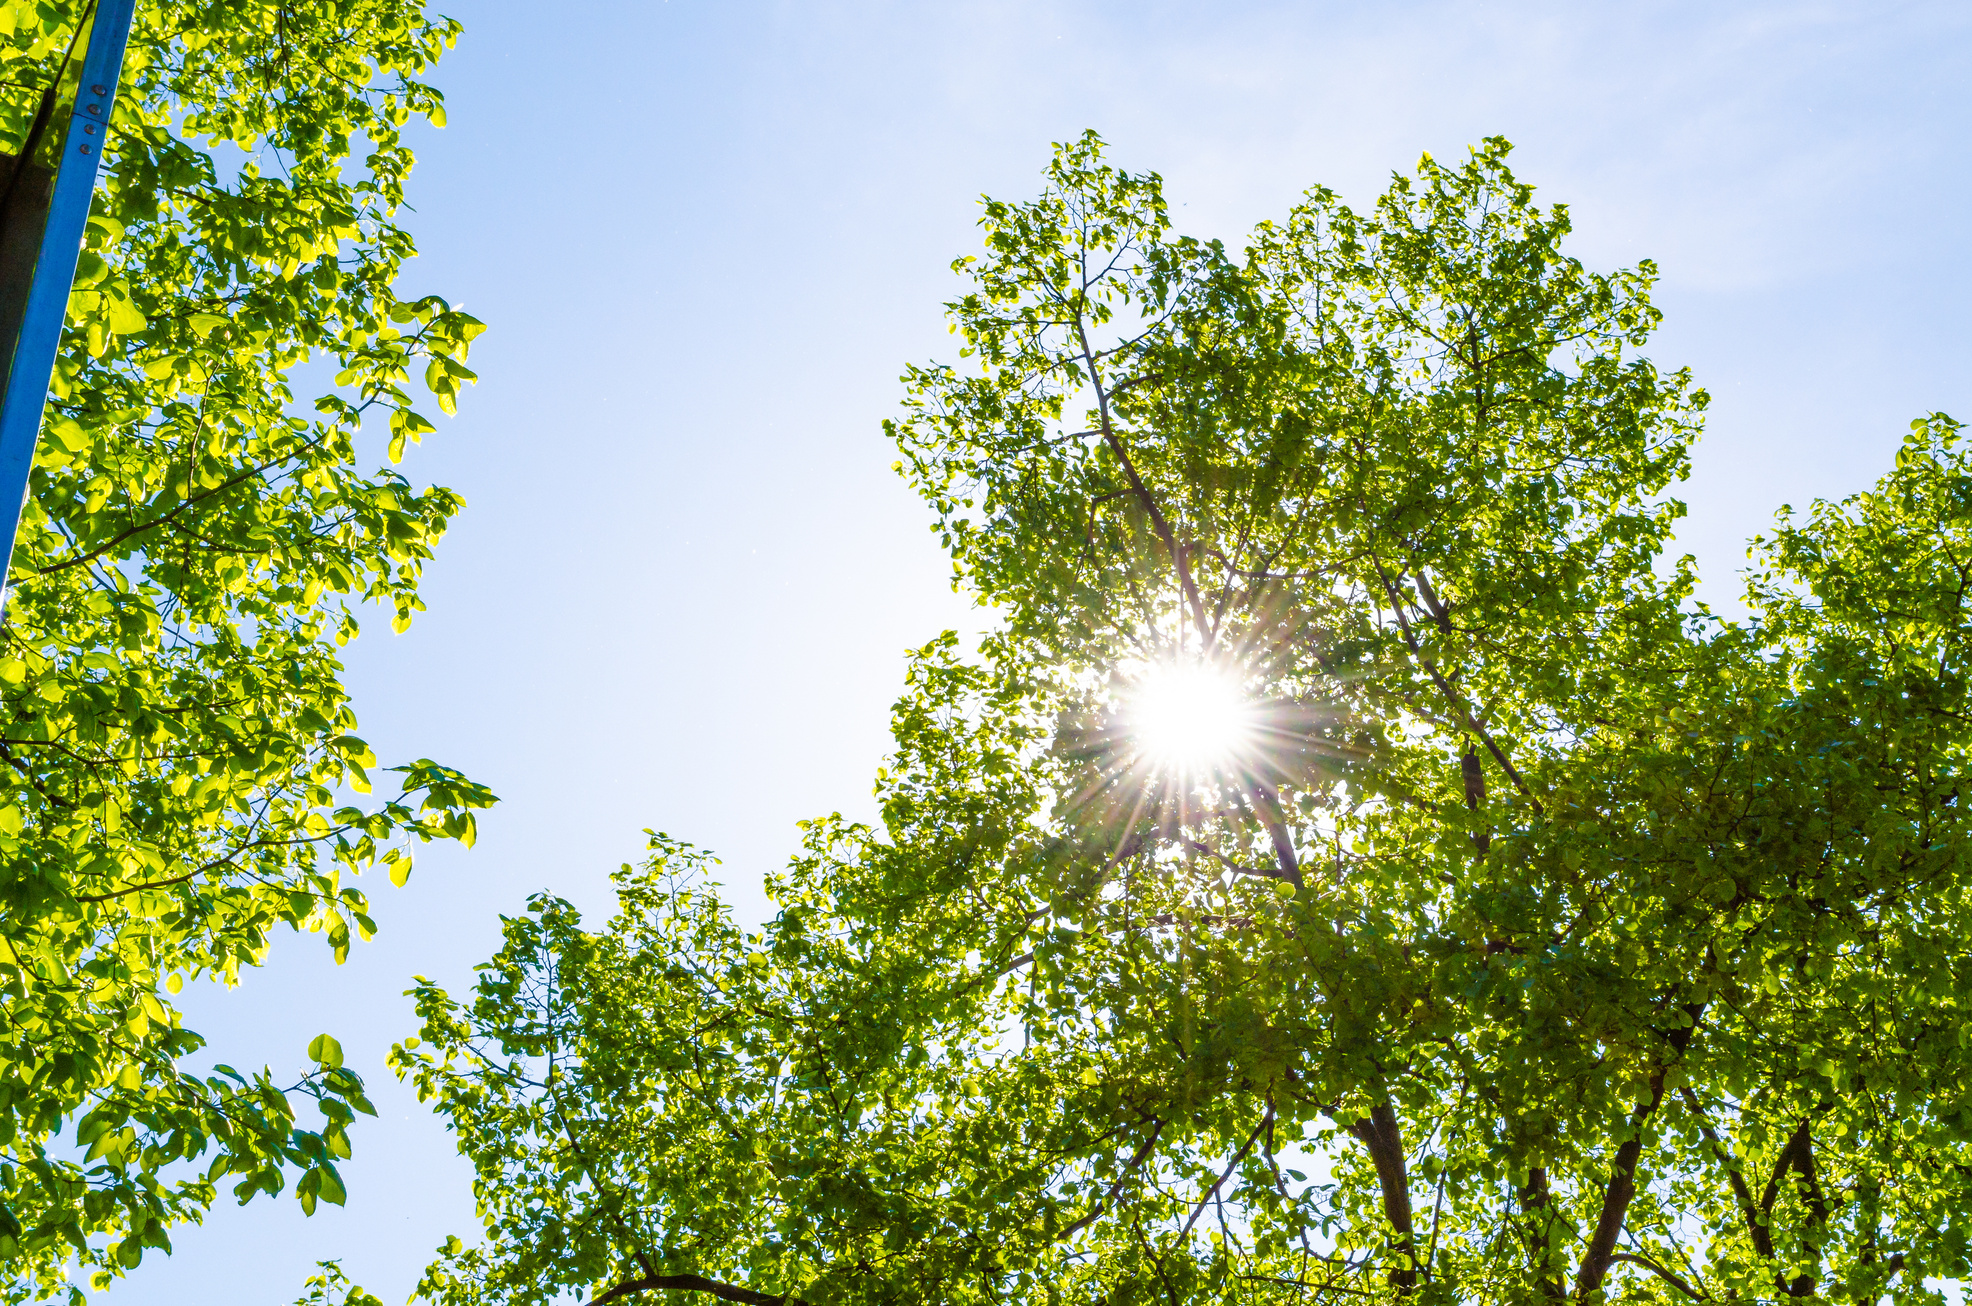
1053, 653, 1337, 855
1125, 660, 1259, 776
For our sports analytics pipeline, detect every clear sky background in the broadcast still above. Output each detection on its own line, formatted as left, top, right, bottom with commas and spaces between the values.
125, 1, 1970, 1301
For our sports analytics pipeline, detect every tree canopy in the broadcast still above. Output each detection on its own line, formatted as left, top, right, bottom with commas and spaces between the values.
396, 136, 1972, 1306
0, 0, 490, 1298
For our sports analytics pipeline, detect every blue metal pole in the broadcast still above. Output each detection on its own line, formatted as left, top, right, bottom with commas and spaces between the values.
0, 0, 137, 612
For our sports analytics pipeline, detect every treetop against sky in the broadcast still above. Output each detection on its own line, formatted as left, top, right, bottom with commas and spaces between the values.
390, 136, 1972, 1306
0, 1, 1962, 1304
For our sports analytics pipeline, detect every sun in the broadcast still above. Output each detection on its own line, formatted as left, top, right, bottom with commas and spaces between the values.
1127, 661, 1257, 772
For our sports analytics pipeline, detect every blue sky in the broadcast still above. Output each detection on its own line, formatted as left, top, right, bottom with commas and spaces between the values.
131, 1, 1971, 1300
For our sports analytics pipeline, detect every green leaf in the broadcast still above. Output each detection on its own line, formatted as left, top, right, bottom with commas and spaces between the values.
297, 1169, 319, 1217
308, 1034, 345, 1069
316, 1163, 347, 1207
104, 288, 147, 335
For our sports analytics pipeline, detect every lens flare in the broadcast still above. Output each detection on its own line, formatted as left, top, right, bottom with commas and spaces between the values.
1128, 662, 1256, 771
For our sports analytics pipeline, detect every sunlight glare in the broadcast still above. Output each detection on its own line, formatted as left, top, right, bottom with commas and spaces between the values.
1128, 662, 1256, 772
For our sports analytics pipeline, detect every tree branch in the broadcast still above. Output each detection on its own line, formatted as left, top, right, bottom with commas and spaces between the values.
1181, 1107, 1272, 1240
1246, 777, 1303, 887
1520, 1166, 1563, 1301
1060, 1118, 1165, 1242
1368, 557, 1540, 814
588, 1273, 809, 1306
1338, 1102, 1416, 1291
35, 431, 328, 579
1574, 1009, 1700, 1299
1184, 838, 1286, 881
1071, 320, 1211, 645
1679, 1086, 1769, 1258
1607, 1253, 1706, 1301
1774, 1118, 1826, 1298
1758, 1118, 1811, 1224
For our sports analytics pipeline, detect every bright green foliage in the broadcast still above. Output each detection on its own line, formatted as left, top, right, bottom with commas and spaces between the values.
0, 0, 490, 1298
396, 833, 1029, 1306
400, 136, 1971, 1306
291, 1260, 382, 1306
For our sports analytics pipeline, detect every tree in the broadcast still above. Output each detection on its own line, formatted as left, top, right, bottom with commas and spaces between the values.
395, 136, 1971, 1306
0, 0, 490, 1298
